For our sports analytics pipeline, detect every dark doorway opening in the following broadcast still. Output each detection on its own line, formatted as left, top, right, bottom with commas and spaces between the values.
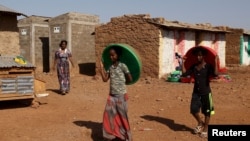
40, 37, 50, 72
78, 63, 96, 76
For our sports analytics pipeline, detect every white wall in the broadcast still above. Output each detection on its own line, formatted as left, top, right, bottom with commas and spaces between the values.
216, 34, 226, 67
183, 31, 196, 54
159, 30, 175, 78
159, 29, 227, 79
199, 32, 226, 68
159, 30, 196, 78
241, 35, 250, 65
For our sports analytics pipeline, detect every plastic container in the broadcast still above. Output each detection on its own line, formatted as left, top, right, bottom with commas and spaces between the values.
180, 77, 193, 83
167, 77, 180, 82
102, 43, 142, 85
184, 46, 220, 70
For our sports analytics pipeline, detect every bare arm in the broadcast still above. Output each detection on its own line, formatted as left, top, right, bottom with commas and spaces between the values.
99, 61, 109, 82
214, 55, 219, 75
53, 57, 57, 70
181, 56, 187, 74
125, 73, 133, 84
68, 57, 75, 68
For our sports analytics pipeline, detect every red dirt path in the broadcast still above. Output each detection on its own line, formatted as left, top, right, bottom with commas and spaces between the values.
0, 66, 250, 141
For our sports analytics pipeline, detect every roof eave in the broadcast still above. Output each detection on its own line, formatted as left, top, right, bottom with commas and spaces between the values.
0, 11, 28, 17
148, 21, 229, 33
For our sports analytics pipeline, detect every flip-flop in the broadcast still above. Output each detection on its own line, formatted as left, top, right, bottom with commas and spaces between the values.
199, 131, 208, 138
193, 125, 203, 134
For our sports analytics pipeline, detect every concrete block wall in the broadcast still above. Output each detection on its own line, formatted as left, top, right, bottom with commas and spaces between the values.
49, 12, 99, 75
19, 26, 31, 61
18, 16, 50, 72
34, 26, 49, 72
49, 23, 67, 71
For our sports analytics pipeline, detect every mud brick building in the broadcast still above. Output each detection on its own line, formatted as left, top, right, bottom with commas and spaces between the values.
95, 14, 228, 79
2, 3, 249, 77
0, 4, 27, 56
225, 28, 250, 66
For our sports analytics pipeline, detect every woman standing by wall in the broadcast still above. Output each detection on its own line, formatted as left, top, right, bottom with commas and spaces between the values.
53, 40, 74, 95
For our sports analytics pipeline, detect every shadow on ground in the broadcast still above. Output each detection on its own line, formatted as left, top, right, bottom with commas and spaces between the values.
0, 99, 33, 110
46, 89, 63, 95
74, 120, 103, 141
141, 115, 193, 132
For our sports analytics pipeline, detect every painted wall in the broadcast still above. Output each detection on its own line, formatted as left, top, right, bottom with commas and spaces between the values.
159, 30, 196, 78
241, 35, 250, 65
159, 30, 175, 78
199, 32, 226, 68
215, 34, 226, 67
174, 31, 195, 69
182, 31, 196, 54
158, 30, 226, 78
96, 15, 228, 79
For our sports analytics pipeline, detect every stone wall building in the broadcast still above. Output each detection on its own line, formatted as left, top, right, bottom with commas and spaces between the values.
18, 16, 50, 72
49, 12, 100, 75
225, 28, 250, 66
17, 12, 100, 74
95, 14, 227, 79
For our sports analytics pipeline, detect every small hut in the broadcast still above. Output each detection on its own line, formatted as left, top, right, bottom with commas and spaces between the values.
95, 14, 228, 79
0, 56, 36, 102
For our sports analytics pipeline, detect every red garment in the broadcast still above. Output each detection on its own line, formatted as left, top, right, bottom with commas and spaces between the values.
103, 94, 132, 141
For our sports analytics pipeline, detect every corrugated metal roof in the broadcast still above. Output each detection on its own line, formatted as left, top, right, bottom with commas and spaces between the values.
0, 56, 35, 68
0, 4, 27, 17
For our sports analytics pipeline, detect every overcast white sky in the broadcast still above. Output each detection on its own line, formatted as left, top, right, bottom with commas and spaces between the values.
1, 0, 250, 30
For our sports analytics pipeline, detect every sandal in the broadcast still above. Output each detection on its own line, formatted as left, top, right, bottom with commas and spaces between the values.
193, 125, 203, 134
199, 131, 208, 138
61, 91, 66, 95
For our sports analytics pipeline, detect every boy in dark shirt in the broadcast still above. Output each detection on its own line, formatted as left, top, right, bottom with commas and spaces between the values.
181, 46, 219, 138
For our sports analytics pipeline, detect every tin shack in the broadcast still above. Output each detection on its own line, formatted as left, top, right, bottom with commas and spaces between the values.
0, 56, 36, 102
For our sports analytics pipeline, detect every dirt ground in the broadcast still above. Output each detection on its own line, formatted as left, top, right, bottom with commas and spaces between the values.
0, 66, 250, 141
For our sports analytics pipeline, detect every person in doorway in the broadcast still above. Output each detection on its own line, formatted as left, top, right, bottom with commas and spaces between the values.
53, 40, 74, 95
175, 52, 183, 71
181, 46, 218, 138
99, 46, 133, 141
